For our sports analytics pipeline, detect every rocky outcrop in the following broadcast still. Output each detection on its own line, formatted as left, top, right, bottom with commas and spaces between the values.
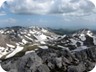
1, 46, 96, 72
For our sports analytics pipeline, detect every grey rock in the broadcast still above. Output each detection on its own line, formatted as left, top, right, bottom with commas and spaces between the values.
1, 29, 96, 72
36, 64, 50, 72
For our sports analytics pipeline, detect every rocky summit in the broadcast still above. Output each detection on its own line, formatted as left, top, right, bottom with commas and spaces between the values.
0, 26, 96, 72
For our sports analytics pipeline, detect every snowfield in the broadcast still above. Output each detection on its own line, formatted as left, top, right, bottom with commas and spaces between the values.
0, 64, 6, 72
89, 65, 96, 72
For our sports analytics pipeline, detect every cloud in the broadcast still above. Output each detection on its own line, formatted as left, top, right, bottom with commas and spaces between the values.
1, 0, 96, 16
50, 0, 95, 16
0, 0, 6, 16
0, 18, 17, 24
90, 0, 96, 7
3, 0, 53, 14
0, 11, 6, 16
0, 0, 6, 7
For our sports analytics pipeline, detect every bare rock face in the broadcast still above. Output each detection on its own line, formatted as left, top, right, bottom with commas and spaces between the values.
1, 46, 96, 72
1, 52, 49, 72
0, 33, 6, 47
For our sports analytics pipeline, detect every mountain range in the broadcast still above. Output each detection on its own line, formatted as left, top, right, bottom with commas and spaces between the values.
0, 26, 96, 72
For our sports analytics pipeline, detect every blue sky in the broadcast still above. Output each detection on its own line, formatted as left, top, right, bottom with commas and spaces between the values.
0, 0, 96, 29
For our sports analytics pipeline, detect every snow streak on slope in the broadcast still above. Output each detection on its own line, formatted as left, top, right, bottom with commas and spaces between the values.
0, 26, 58, 59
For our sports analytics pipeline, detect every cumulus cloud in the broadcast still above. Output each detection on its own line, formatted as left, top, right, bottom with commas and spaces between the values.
50, 0, 95, 16
4, 0, 53, 14
1, 0, 96, 16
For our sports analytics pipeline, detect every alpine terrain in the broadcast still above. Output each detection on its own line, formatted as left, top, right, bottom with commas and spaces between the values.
0, 26, 96, 72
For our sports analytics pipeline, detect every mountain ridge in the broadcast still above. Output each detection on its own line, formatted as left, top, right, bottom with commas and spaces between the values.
0, 26, 96, 72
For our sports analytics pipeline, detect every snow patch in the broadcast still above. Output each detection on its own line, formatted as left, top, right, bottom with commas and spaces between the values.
27, 33, 31, 36
42, 28, 47, 33
25, 50, 35, 54
6, 44, 15, 48
5, 46, 24, 59
39, 46, 48, 49
34, 34, 47, 41
29, 30, 35, 34
79, 34, 86, 41
87, 31, 93, 37
73, 46, 88, 51
0, 30, 4, 34
0, 47, 14, 58
61, 35, 66, 39
24, 35, 33, 41
93, 36, 96, 45
57, 45, 69, 50
40, 41, 46, 44
70, 39, 77, 47
22, 39, 28, 44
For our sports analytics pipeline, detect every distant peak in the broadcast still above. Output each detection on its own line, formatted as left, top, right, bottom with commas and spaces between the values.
73, 29, 93, 37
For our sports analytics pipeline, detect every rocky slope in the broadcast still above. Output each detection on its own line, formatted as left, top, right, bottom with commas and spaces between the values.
0, 26, 58, 59
0, 27, 96, 72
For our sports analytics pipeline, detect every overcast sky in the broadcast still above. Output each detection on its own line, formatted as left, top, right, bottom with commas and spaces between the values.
0, 0, 96, 29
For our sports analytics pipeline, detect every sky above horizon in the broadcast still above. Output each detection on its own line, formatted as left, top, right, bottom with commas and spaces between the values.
0, 0, 96, 29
